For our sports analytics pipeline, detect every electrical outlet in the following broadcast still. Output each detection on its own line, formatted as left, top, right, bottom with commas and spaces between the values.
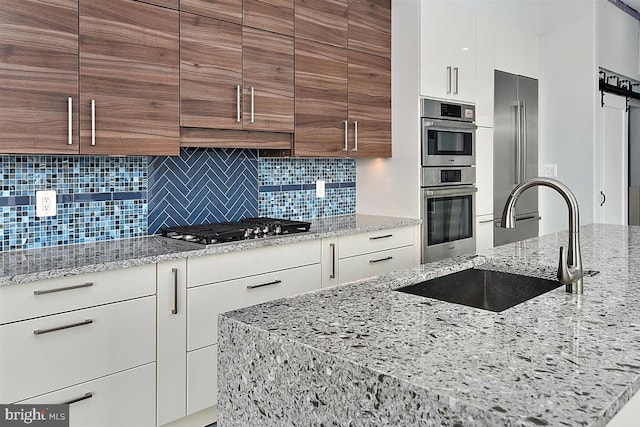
544, 164, 558, 178
316, 180, 325, 198
36, 190, 57, 217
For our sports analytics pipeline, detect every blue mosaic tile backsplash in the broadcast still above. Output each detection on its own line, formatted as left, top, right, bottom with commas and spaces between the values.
1, 150, 356, 252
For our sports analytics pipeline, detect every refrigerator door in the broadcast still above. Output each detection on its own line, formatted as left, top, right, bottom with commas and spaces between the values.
493, 71, 539, 246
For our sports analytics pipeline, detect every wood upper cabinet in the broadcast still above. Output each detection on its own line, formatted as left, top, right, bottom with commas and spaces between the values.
294, 0, 348, 47
180, 0, 293, 35
134, 0, 179, 9
294, 39, 348, 157
0, 0, 79, 154
347, 50, 391, 157
180, 13, 242, 130
79, 0, 180, 155
348, 0, 391, 59
242, 27, 294, 132
180, 14, 293, 133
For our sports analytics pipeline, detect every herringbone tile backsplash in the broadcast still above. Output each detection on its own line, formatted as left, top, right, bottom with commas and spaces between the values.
148, 148, 259, 234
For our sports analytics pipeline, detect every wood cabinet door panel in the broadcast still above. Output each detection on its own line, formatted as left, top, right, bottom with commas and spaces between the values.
79, 0, 179, 155
180, 0, 242, 24
244, 0, 294, 36
242, 27, 294, 132
0, 0, 78, 154
294, 39, 347, 157
180, 13, 242, 130
348, 0, 391, 58
294, 0, 347, 47
348, 50, 391, 157
134, 0, 179, 9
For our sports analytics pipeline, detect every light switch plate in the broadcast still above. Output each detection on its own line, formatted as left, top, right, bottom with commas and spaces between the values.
544, 164, 558, 177
316, 180, 325, 198
36, 190, 57, 217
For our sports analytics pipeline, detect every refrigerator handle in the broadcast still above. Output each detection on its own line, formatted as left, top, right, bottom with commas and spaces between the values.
521, 100, 527, 183
514, 101, 522, 185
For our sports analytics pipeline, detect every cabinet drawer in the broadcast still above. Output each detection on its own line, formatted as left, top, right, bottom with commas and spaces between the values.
339, 226, 415, 258
187, 239, 321, 287
338, 245, 416, 284
188, 263, 321, 350
0, 296, 156, 403
0, 264, 156, 325
18, 363, 156, 427
187, 344, 217, 416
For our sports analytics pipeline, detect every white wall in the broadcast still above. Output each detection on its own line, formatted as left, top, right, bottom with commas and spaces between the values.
356, 0, 422, 219
598, 0, 640, 80
537, 2, 598, 234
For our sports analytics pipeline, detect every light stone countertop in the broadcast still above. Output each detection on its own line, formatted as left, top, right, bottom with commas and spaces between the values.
218, 223, 640, 427
0, 214, 420, 286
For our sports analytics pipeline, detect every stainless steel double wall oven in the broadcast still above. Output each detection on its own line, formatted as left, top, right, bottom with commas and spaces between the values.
421, 99, 477, 263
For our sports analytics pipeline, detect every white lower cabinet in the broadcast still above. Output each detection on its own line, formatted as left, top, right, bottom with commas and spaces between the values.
476, 214, 495, 252
19, 363, 156, 427
187, 344, 217, 415
322, 225, 420, 285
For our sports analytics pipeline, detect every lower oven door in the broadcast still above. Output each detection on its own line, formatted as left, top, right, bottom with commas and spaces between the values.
422, 185, 477, 263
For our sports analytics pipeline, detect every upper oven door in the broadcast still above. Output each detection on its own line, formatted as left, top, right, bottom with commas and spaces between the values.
422, 118, 476, 167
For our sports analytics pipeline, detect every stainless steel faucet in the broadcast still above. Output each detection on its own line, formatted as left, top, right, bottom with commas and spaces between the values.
500, 177, 584, 294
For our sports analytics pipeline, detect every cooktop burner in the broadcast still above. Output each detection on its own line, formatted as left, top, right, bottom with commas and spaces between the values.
161, 217, 312, 245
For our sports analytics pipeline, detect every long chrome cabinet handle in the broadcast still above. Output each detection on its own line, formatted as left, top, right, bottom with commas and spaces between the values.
34, 319, 93, 335
68, 97, 73, 145
34, 282, 93, 296
453, 67, 459, 94
91, 99, 96, 146
446, 66, 452, 94
250, 87, 255, 124
353, 121, 358, 152
514, 101, 522, 184
521, 101, 528, 182
343, 120, 348, 151
329, 243, 336, 279
63, 392, 93, 405
370, 234, 393, 240
236, 85, 241, 123
171, 268, 178, 315
246, 279, 281, 290
370, 256, 393, 264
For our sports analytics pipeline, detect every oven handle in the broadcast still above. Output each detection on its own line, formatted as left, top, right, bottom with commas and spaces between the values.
424, 186, 477, 197
423, 120, 477, 132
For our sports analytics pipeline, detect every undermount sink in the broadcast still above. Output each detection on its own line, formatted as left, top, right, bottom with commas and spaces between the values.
395, 268, 563, 312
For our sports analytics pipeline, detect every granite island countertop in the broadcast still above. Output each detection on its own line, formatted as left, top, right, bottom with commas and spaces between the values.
0, 214, 420, 286
218, 224, 640, 427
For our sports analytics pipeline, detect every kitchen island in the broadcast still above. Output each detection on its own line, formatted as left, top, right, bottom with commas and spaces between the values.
218, 224, 640, 426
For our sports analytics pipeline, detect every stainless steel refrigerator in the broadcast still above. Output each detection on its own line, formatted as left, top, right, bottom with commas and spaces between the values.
493, 70, 539, 246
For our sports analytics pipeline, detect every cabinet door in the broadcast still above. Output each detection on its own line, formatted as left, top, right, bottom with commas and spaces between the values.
180, 13, 243, 130
242, 27, 294, 132
475, 127, 494, 217
244, 0, 294, 36
451, 6, 476, 103
180, 0, 242, 24
475, 213, 494, 252
294, 39, 348, 157
348, 0, 390, 59
347, 50, 391, 157
0, 0, 78, 154
156, 260, 187, 426
134, 0, 178, 9
294, 0, 348, 47
420, 1, 453, 100
79, 0, 179, 155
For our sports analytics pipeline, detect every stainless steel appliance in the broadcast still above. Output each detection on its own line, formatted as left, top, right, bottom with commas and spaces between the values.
493, 70, 539, 246
421, 99, 476, 167
421, 98, 478, 263
161, 217, 311, 246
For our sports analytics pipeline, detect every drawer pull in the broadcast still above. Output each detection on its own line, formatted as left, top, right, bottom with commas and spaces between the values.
369, 256, 393, 264
246, 280, 282, 290
329, 243, 336, 279
34, 319, 93, 335
478, 219, 495, 224
171, 268, 178, 315
34, 282, 94, 295
370, 234, 393, 240
63, 392, 93, 405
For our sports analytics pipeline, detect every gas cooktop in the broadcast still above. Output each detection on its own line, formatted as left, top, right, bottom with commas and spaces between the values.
161, 217, 312, 246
